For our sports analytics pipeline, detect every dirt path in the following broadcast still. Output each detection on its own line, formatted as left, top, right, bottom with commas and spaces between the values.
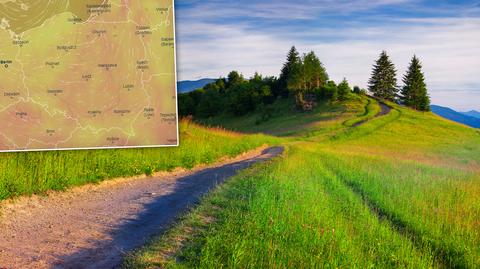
377, 102, 391, 117
0, 146, 284, 269
352, 101, 392, 127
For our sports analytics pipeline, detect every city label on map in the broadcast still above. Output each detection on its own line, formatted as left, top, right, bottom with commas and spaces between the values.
0, 0, 178, 151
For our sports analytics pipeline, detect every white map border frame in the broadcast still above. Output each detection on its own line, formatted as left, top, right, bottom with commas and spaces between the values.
0, 0, 180, 153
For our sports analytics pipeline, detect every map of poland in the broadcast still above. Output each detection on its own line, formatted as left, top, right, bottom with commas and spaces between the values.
0, 0, 178, 152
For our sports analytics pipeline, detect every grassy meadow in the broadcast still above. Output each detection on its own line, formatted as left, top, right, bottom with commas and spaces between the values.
125, 95, 480, 268
199, 98, 348, 136
200, 95, 375, 139
0, 120, 278, 200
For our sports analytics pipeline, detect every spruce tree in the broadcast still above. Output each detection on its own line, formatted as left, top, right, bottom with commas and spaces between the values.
337, 78, 351, 100
368, 51, 398, 101
401, 55, 430, 111
287, 57, 304, 108
278, 46, 300, 97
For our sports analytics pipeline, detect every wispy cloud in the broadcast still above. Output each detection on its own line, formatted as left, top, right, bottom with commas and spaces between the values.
178, 0, 412, 21
175, 0, 480, 110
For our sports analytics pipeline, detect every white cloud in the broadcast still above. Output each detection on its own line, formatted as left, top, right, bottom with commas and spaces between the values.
178, 0, 413, 21
175, 7, 480, 110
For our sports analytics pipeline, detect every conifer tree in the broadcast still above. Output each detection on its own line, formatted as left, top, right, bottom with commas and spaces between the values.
401, 55, 430, 111
337, 78, 351, 100
368, 51, 398, 101
278, 46, 300, 97
280, 47, 330, 110
287, 57, 304, 108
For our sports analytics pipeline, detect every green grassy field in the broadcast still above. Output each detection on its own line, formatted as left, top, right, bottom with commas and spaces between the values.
125, 95, 480, 268
199, 95, 376, 141
199, 98, 351, 136
0, 120, 278, 200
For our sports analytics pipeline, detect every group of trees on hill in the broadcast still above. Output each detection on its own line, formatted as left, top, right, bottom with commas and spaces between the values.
278, 46, 363, 110
368, 51, 430, 111
279, 47, 330, 109
178, 47, 431, 119
178, 71, 279, 118
179, 46, 363, 118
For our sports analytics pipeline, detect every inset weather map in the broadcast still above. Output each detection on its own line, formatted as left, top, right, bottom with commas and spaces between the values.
0, 0, 178, 151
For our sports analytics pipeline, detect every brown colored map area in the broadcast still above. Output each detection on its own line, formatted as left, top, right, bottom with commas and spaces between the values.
0, 0, 106, 34
0, 0, 178, 151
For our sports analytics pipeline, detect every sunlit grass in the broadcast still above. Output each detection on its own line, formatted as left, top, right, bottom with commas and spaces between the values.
125, 144, 436, 268
343, 96, 380, 127
320, 103, 480, 267
198, 97, 362, 137
0, 119, 279, 200
125, 96, 480, 268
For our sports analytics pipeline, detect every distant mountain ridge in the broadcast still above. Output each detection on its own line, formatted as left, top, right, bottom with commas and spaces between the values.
431, 105, 480, 128
177, 79, 216, 93
461, 110, 480, 119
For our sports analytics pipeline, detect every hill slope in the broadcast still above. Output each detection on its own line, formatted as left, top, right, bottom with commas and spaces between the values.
177, 79, 216, 93
126, 96, 480, 268
431, 105, 480, 128
462, 110, 480, 119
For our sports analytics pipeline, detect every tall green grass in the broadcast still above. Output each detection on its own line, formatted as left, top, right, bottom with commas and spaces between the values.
319, 103, 480, 267
125, 145, 436, 268
342, 96, 380, 127
0, 120, 278, 200
125, 98, 480, 268
320, 151, 480, 267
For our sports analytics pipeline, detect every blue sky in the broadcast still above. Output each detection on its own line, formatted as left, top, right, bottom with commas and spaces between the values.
174, 0, 480, 111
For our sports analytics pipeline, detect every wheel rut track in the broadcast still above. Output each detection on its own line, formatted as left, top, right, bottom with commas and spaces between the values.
323, 161, 470, 268
352, 100, 392, 128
